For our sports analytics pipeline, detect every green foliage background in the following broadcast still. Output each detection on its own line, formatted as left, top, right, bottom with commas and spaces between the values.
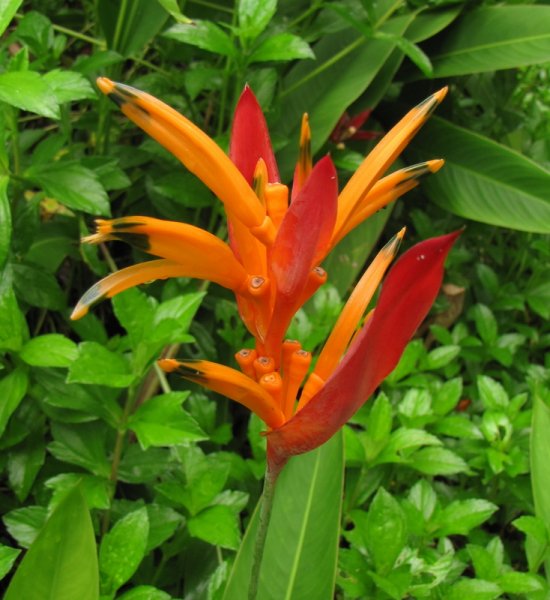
0, 0, 549, 598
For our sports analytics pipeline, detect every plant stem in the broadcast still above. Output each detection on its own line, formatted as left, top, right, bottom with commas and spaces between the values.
248, 464, 280, 600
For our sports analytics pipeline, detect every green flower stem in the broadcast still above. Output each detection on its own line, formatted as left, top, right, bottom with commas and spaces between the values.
248, 461, 283, 600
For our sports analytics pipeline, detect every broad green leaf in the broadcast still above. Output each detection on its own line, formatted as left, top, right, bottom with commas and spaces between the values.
277, 15, 412, 177
20, 334, 78, 367
163, 21, 236, 57
405, 7, 462, 43
7, 432, 45, 501
112, 287, 156, 346
13, 262, 66, 310
156, 0, 192, 23
447, 578, 501, 600
81, 156, 130, 191
128, 392, 207, 449
0, 0, 23, 37
422, 345, 461, 370
26, 161, 110, 215
67, 341, 135, 388
477, 375, 508, 410
224, 431, 344, 600
46, 473, 111, 510
188, 505, 241, 550
435, 499, 498, 537
377, 428, 441, 464
0, 368, 28, 437
409, 116, 550, 233
0, 71, 59, 119
3, 506, 47, 548
0, 176, 10, 269
97, 0, 168, 57
99, 507, 149, 596
497, 572, 544, 594
48, 422, 110, 477
531, 390, 550, 571
118, 586, 171, 600
249, 34, 314, 63
364, 488, 407, 575
408, 480, 437, 522
0, 545, 20, 580
430, 6, 550, 77
238, 0, 276, 41
118, 446, 171, 484
42, 70, 96, 103
4, 487, 98, 600
433, 377, 462, 415
145, 504, 184, 552
410, 447, 468, 475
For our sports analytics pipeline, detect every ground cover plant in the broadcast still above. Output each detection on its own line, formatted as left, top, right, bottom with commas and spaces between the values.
0, 1, 549, 599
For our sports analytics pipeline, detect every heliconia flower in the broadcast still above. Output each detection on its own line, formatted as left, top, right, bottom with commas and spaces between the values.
73, 77, 459, 473
330, 109, 381, 147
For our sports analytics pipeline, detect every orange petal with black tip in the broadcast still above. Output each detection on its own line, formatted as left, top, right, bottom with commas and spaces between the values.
299, 228, 405, 408
229, 86, 279, 185
335, 88, 447, 236
331, 160, 444, 248
85, 216, 249, 293
71, 259, 192, 320
159, 358, 285, 428
264, 156, 338, 356
96, 78, 275, 245
267, 230, 461, 461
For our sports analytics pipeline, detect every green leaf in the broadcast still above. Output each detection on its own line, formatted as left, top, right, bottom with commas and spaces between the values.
409, 116, 550, 233
0, 0, 23, 37
377, 428, 441, 464
46, 473, 111, 511
249, 33, 314, 63
0, 176, 11, 269
156, 0, 192, 23
118, 586, 171, 600
364, 393, 393, 461
410, 447, 468, 475
20, 334, 78, 367
422, 345, 461, 370
408, 480, 437, 522
405, 7, 462, 43
67, 341, 135, 388
0, 545, 20, 581
435, 499, 498, 537
145, 504, 184, 552
2, 506, 47, 548
42, 70, 96, 103
477, 375, 508, 410
7, 432, 45, 501
128, 392, 207, 449
188, 505, 241, 550
238, 0, 276, 41
163, 21, 236, 57
277, 15, 412, 177
48, 422, 110, 477
99, 507, 149, 596
26, 161, 110, 215
13, 262, 66, 310
447, 578, 501, 600
531, 390, 550, 566
496, 571, 544, 594
430, 6, 550, 77
0, 368, 28, 437
375, 32, 432, 76
0, 71, 59, 119
364, 488, 407, 575
471, 304, 498, 345
4, 487, 98, 600
433, 377, 462, 415
97, 0, 168, 57
224, 432, 344, 600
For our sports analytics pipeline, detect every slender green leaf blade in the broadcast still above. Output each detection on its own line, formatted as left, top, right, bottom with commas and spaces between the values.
430, 6, 550, 76
4, 487, 99, 600
0, 0, 23, 37
409, 116, 550, 233
224, 432, 344, 600
0, 368, 28, 438
0, 175, 10, 269
531, 390, 550, 559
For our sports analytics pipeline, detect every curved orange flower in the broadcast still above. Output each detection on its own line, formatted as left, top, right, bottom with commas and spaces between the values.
73, 78, 458, 472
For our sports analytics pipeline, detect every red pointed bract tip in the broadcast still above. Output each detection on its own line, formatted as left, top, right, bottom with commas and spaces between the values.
267, 230, 462, 461
230, 85, 279, 185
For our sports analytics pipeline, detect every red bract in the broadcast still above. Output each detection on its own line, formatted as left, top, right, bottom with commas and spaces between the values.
72, 78, 458, 472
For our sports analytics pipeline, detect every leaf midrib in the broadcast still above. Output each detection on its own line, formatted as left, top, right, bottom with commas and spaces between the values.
283, 450, 322, 600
